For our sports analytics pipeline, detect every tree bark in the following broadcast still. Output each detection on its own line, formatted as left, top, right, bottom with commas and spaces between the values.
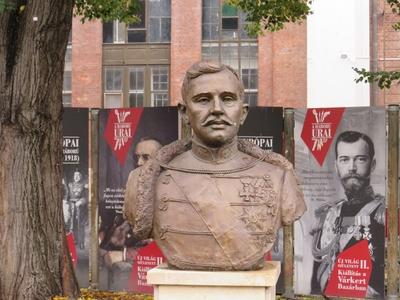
0, 1, 79, 299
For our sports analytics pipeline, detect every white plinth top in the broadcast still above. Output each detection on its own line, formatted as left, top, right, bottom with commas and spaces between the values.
147, 261, 280, 287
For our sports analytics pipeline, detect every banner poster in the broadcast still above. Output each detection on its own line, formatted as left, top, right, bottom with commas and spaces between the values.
98, 107, 178, 293
238, 106, 284, 292
294, 107, 385, 298
62, 108, 89, 287
238, 106, 283, 153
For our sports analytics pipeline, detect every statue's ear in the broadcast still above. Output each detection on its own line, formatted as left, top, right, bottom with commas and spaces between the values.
240, 103, 249, 125
178, 102, 189, 125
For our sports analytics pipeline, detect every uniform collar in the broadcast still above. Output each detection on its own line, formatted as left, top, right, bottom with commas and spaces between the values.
191, 137, 239, 164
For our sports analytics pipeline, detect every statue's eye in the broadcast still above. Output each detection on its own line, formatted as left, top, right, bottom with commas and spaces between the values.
223, 96, 233, 102
223, 96, 235, 106
196, 97, 209, 104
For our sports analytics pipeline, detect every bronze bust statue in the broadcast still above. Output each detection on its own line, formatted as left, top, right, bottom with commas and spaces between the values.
124, 61, 306, 271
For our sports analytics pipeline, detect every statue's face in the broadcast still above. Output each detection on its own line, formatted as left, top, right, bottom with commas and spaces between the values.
180, 70, 248, 147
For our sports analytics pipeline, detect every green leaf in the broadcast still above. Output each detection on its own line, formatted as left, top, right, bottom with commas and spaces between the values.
228, 0, 312, 34
75, 0, 142, 24
0, 0, 16, 13
354, 67, 400, 89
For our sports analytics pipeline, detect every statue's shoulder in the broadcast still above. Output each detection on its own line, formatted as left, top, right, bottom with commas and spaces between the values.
126, 166, 142, 182
156, 139, 191, 164
156, 139, 192, 170
238, 139, 293, 171
125, 139, 190, 239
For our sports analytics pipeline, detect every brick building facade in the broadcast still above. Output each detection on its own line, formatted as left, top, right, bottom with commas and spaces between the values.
64, 0, 400, 109
376, 0, 400, 105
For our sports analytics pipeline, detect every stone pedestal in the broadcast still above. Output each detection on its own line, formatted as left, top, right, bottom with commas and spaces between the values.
147, 261, 281, 300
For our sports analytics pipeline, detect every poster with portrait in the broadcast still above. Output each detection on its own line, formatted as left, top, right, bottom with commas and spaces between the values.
98, 107, 178, 293
294, 107, 385, 298
238, 106, 284, 292
62, 108, 89, 287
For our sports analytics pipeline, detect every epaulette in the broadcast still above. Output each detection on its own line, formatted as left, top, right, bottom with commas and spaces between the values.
237, 139, 293, 170
314, 199, 344, 216
156, 139, 191, 164
373, 193, 385, 225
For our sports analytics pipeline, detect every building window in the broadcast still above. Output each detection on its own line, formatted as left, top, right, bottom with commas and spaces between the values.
103, 0, 171, 44
103, 21, 126, 43
242, 69, 258, 106
149, 0, 171, 42
221, 3, 239, 31
151, 66, 169, 106
127, 1, 146, 42
202, 0, 219, 41
104, 67, 123, 108
63, 69, 72, 106
202, 0, 258, 106
103, 65, 169, 108
63, 38, 72, 107
129, 67, 145, 107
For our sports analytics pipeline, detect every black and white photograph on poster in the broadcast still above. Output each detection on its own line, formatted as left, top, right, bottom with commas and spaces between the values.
238, 106, 284, 292
98, 107, 178, 292
294, 107, 385, 298
62, 108, 89, 287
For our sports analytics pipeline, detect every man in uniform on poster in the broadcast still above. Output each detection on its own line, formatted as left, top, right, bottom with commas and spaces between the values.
68, 170, 88, 250
311, 131, 385, 297
99, 138, 162, 289
123, 137, 162, 221
100, 137, 162, 249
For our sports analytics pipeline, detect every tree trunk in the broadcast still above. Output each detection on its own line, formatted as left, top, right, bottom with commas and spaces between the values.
0, 1, 79, 299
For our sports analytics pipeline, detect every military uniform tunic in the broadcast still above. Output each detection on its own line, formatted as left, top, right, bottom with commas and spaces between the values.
124, 139, 306, 271
311, 186, 385, 296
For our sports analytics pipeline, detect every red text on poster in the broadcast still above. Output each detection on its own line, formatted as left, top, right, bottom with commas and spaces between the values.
129, 242, 165, 294
301, 108, 345, 166
325, 240, 372, 298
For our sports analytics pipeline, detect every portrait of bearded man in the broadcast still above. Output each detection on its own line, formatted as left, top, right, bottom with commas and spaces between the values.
311, 130, 385, 297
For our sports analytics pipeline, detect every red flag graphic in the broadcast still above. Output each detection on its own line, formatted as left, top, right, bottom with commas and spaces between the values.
104, 108, 144, 166
301, 108, 345, 166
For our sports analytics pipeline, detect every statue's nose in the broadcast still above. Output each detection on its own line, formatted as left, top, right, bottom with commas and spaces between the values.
211, 97, 223, 114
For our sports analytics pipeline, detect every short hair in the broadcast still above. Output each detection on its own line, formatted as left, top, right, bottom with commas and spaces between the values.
135, 137, 162, 154
138, 137, 162, 147
181, 61, 245, 102
335, 131, 375, 159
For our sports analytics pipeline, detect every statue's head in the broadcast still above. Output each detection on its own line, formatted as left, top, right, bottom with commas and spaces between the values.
179, 61, 249, 148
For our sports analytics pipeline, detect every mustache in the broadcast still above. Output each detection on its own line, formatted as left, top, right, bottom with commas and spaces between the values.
201, 118, 235, 127
342, 173, 363, 180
